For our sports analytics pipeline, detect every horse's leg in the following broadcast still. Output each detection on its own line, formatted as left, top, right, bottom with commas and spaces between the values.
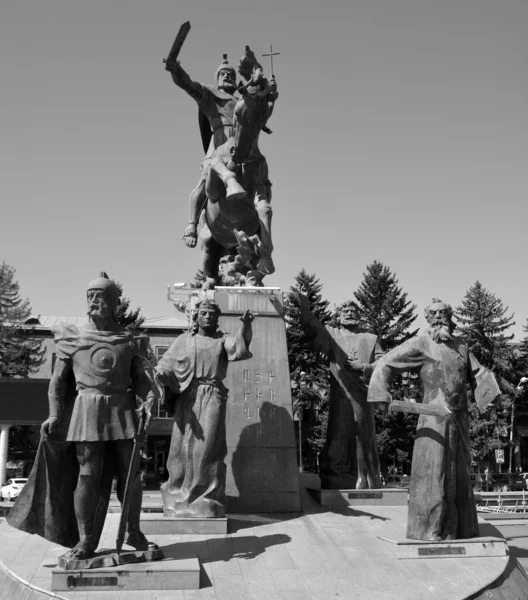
199, 223, 222, 289
210, 155, 247, 201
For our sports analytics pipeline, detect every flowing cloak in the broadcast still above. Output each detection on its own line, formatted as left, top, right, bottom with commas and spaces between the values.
301, 309, 384, 488
367, 334, 500, 540
155, 330, 251, 517
7, 323, 152, 547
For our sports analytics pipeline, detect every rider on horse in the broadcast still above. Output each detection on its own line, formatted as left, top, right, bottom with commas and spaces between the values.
167, 49, 278, 262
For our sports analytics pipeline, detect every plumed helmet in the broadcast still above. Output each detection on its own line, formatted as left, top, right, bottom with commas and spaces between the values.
215, 54, 236, 81
86, 272, 120, 309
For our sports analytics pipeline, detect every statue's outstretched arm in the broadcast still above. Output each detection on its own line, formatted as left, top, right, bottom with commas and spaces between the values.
169, 61, 206, 104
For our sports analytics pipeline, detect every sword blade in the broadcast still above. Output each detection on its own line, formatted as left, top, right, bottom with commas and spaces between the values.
389, 399, 452, 420
116, 414, 146, 555
164, 21, 191, 66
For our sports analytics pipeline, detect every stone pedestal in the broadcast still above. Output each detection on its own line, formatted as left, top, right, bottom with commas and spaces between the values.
308, 487, 408, 507
378, 535, 507, 559
141, 514, 228, 534
173, 287, 301, 513
217, 288, 301, 513
51, 558, 200, 591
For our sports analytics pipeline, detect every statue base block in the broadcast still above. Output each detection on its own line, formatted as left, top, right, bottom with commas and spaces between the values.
141, 514, 228, 534
51, 557, 200, 591
378, 535, 507, 559
308, 487, 408, 507
57, 546, 164, 571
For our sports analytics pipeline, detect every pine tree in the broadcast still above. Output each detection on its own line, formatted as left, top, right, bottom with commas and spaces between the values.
0, 262, 44, 377
515, 319, 528, 375
338, 261, 418, 474
455, 281, 517, 467
114, 281, 144, 332
344, 260, 418, 350
456, 281, 515, 371
284, 269, 331, 469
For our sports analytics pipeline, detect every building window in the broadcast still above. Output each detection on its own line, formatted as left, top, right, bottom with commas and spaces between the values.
155, 346, 170, 362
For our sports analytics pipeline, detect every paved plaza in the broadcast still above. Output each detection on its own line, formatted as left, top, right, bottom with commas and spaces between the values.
1, 482, 524, 600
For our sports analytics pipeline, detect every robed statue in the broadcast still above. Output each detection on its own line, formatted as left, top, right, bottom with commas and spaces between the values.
368, 299, 500, 541
155, 300, 254, 517
298, 291, 384, 489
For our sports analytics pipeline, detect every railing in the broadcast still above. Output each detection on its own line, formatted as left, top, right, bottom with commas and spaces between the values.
476, 490, 528, 513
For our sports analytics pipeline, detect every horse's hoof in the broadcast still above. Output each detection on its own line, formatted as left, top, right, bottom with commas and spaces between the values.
257, 257, 275, 275
245, 270, 264, 287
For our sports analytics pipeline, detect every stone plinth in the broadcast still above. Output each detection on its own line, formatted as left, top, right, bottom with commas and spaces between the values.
51, 558, 200, 591
308, 487, 408, 507
215, 287, 301, 513
141, 514, 228, 534
378, 535, 507, 559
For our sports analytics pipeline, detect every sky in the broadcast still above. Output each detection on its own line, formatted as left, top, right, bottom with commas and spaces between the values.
1, 0, 527, 337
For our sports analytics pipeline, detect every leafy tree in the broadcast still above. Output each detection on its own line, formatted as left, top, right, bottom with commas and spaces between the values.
114, 281, 144, 332
0, 262, 44, 377
284, 269, 331, 469
455, 281, 517, 468
341, 260, 418, 350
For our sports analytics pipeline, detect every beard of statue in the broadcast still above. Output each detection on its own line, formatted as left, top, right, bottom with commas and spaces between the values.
87, 292, 113, 320
428, 323, 454, 343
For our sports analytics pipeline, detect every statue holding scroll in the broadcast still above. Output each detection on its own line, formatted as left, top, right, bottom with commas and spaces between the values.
368, 298, 500, 541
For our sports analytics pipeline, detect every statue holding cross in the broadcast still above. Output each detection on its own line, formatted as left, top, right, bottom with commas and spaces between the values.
164, 24, 280, 287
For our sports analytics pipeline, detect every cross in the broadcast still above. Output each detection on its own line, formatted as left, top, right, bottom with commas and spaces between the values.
262, 44, 280, 77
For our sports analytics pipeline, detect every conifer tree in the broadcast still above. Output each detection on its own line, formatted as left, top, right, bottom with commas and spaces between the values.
456, 281, 515, 372
514, 319, 528, 376
337, 261, 419, 474
0, 262, 44, 377
114, 281, 144, 332
285, 269, 331, 468
343, 260, 418, 350
455, 281, 517, 466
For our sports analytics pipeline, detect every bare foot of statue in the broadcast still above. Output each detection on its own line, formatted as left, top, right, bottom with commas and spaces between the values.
67, 537, 97, 559
182, 223, 197, 248
126, 529, 151, 551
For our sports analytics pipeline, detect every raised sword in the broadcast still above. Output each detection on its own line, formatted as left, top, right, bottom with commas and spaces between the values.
163, 21, 191, 70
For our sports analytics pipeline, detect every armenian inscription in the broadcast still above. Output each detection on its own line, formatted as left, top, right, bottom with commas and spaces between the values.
418, 547, 466, 556
242, 367, 277, 420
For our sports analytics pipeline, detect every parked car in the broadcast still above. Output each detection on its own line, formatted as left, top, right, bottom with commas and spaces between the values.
486, 473, 525, 492
0, 478, 28, 501
384, 475, 411, 488
519, 473, 528, 489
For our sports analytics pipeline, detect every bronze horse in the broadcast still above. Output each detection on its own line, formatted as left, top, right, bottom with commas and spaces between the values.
198, 73, 276, 288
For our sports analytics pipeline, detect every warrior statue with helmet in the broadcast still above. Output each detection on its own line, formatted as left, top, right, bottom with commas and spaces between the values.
8, 273, 160, 564
165, 25, 278, 287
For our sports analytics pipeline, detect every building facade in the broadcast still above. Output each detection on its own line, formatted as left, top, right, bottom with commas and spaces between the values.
0, 315, 187, 488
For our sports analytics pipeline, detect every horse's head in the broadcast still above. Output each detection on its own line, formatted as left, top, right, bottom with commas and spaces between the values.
230, 72, 275, 165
